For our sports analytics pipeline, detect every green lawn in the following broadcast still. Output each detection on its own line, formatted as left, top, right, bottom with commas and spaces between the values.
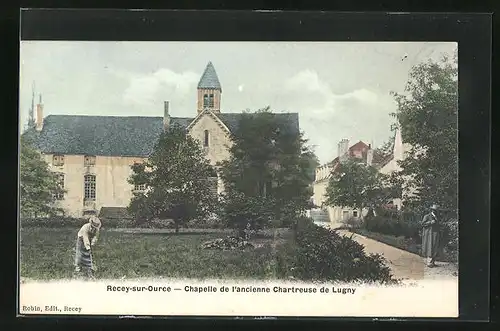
20, 228, 288, 280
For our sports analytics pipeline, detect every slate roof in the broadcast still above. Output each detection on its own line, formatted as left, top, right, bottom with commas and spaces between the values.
197, 62, 222, 90
217, 112, 300, 135
22, 115, 191, 157
23, 112, 300, 157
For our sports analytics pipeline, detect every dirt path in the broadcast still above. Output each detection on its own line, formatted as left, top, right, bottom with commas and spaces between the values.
335, 229, 458, 281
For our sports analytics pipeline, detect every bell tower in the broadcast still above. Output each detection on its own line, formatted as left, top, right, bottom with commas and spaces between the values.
197, 61, 222, 114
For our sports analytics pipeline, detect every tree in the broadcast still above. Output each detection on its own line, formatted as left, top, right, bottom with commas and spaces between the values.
20, 135, 66, 218
127, 124, 218, 233
219, 190, 275, 237
324, 159, 391, 217
218, 107, 316, 229
375, 124, 397, 157
390, 51, 458, 211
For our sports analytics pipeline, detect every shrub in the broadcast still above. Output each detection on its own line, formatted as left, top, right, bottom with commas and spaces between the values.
364, 216, 420, 242
344, 216, 363, 230
20, 216, 87, 228
277, 221, 397, 284
186, 213, 227, 229
352, 228, 421, 256
219, 190, 274, 236
440, 217, 458, 262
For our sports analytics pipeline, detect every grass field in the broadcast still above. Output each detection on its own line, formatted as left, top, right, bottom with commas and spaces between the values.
20, 227, 291, 280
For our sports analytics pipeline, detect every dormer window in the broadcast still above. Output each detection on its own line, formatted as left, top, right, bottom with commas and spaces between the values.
204, 130, 209, 147
52, 154, 65, 166
84, 155, 96, 166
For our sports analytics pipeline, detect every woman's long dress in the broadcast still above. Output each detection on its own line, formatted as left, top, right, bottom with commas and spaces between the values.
421, 213, 441, 260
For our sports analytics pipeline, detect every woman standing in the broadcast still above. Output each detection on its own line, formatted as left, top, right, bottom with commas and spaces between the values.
420, 204, 441, 268
74, 216, 101, 278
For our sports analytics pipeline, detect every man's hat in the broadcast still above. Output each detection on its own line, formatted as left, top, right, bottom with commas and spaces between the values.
89, 216, 101, 229
430, 204, 440, 210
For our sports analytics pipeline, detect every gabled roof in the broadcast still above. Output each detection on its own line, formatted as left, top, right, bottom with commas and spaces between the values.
317, 141, 389, 180
23, 112, 300, 157
375, 154, 395, 169
197, 62, 222, 90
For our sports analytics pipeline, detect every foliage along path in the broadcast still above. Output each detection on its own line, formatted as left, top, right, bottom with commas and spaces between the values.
333, 227, 458, 281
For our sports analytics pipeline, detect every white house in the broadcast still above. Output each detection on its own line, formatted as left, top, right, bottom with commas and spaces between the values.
312, 126, 409, 226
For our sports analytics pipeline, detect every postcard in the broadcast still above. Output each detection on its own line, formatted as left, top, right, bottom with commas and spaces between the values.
18, 39, 459, 317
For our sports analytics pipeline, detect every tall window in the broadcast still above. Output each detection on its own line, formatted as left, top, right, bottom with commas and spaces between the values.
84, 174, 96, 201
55, 173, 64, 200
84, 155, 96, 166
203, 94, 209, 108
52, 154, 65, 166
208, 177, 218, 196
203, 94, 215, 108
353, 210, 358, 217
204, 130, 209, 147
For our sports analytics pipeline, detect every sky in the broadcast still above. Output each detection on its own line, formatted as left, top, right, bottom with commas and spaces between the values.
19, 41, 457, 165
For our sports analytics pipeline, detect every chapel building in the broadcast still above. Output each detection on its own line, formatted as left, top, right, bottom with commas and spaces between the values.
23, 62, 300, 218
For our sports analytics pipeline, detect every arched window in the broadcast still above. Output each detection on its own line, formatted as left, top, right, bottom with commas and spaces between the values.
208, 94, 214, 107
204, 130, 209, 147
203, 94, 209, 108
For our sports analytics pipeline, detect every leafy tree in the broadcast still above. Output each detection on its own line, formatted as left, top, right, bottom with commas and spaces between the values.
219, 190, 275, 237
218, 107, 316, 229
324, 158, 391, 217
303, 150, 320, 183
390, 51, 458, 211
375, 124, 397, 157
127, 124, 218, 233
20, 135, 66, 218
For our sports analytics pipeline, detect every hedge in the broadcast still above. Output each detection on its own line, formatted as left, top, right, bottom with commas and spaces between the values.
363, 215, 421, 243
276, 218, 398, 284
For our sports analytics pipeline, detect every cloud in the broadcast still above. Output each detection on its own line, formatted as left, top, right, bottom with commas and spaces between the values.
282, 69, 396, 164
335, 88, 379, 105
123, 68, 199, 106
285, 69, 331, 96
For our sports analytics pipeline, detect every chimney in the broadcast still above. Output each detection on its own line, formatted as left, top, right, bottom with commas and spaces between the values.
163, 101, 170, 131
366, 144, 374, 166
339, 138, 349, 162
35, 94, 44, 131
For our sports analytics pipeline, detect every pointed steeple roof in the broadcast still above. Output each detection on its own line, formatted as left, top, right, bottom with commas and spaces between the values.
197, 61, 221, 90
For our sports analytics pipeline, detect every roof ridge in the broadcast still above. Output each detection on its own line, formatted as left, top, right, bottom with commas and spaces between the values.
44, 114, 193, 119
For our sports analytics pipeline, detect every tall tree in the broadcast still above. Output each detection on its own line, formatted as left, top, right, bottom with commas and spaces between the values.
324, 159, 391, 217
391, 51, 458, 211
20, 136, 66, 218
127, 124, 218, 233
219, 107, 316, 229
